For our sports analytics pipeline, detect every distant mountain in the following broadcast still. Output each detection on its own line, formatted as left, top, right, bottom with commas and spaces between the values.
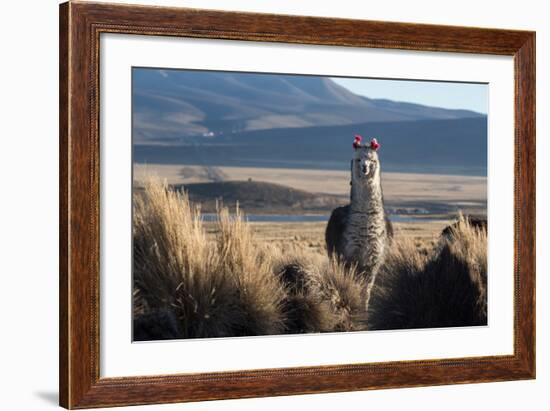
132, 69, 485, 144
134, 117, 488, 176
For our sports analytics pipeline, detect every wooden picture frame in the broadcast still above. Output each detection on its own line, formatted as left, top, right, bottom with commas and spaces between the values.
59, 1, 535, 408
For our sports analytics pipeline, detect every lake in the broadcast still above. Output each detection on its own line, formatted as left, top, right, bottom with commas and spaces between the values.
202, 213, 449, 223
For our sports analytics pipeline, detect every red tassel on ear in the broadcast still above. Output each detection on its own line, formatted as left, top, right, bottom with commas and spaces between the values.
353, 134, 362, 149
370, 138, 380, 151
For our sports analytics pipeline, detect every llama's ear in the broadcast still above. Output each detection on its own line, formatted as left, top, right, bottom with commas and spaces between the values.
353, 134, 363, 149
353, 134, 363, 150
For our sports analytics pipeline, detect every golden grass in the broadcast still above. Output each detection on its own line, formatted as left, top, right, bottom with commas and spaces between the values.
134, 178, 285, 338
308, 258, 369, 332
215, 206, 286, 335
272, 252, 369, 333
134, 180, 487, 339
443, 215, 488, 318
273, 252, 337, 333
368, 214, 488, 330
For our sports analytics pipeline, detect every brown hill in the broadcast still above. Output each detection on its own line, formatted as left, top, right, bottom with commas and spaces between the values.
171, 180, 344, 214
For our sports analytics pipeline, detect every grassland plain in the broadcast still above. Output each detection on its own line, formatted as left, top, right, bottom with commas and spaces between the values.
203, 220, 448, 258
134, 163, 486, 253
134, 163, 487, 203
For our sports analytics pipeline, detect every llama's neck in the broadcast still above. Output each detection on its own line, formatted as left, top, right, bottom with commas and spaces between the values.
350, 175, 384, 215
344, 172, 387, 284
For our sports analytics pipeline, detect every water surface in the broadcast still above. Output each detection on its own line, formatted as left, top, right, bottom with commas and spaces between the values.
202, 213, 449, 223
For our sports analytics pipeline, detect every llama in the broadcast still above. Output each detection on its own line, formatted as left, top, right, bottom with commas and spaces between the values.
325, 135, 392, 298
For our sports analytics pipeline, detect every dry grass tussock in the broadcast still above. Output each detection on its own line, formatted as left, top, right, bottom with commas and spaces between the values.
368, 215, 487, 330
272, 252, 369, 334
134, 178, 286, 339
134, 180, 487, 339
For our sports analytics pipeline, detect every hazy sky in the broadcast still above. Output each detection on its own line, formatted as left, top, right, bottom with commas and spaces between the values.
332, 77, 488, 114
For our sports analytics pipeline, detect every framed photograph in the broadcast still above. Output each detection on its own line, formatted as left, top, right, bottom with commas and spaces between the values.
59, 1, 535, 408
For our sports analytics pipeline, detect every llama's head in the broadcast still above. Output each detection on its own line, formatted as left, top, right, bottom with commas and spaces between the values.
352, 135, 381, 183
